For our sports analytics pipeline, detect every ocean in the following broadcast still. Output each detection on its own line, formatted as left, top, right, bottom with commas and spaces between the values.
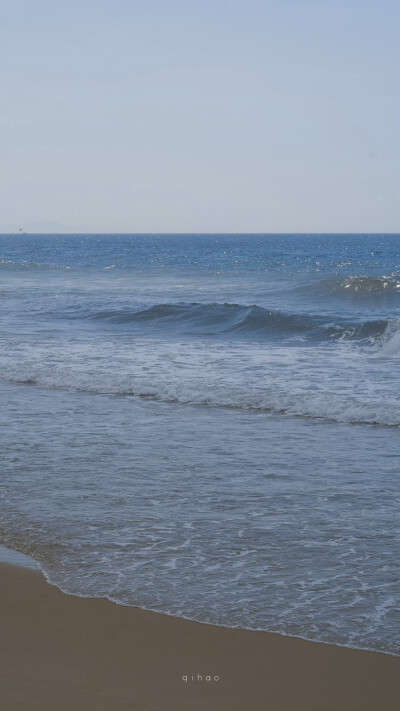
0, 233, 399, 655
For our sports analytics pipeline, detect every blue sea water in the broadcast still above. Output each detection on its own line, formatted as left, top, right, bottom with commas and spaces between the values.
0, 234, 399, 654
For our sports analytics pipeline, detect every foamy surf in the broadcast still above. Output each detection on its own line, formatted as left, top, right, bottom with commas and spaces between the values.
374, 319, 400, 356
1, 346, 398, 425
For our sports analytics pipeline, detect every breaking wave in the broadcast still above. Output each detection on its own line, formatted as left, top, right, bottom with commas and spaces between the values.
294, 275, 400, 300
4, 375, 399, 426
82, 302, 398, 345
375, 318, 400, 356
3, 349, 399, 426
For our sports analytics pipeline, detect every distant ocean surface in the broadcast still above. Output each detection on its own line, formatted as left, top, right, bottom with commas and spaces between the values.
1, 234, 399, 655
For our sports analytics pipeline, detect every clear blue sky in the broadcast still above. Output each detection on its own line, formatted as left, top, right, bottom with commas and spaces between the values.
1, 0, 399, 232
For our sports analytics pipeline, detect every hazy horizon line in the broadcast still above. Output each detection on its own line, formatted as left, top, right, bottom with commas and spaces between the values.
2, 231, 399, 237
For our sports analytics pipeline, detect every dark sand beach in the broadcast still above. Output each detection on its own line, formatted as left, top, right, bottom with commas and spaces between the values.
1, 563, 399, 711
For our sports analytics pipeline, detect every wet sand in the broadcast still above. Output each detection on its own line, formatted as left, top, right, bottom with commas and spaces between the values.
1, 563, 399, 711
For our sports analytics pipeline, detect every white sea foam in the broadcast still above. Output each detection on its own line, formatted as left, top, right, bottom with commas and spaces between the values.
0, 335, 398, 425
375, 319, 400, 356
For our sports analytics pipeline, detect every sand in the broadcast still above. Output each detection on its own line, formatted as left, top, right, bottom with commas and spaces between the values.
0, 563, 399, 711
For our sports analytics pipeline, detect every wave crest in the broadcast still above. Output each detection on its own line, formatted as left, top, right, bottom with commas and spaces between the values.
295, 275, 400, 300
85, 302, 396, 345
375, 318, 400, 356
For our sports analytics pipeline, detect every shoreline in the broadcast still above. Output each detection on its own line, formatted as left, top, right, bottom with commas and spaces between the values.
1, 543, 396, 659
1, 561, 399, 711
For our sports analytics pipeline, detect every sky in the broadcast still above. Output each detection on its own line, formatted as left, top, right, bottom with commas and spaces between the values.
0, 0, 399, 233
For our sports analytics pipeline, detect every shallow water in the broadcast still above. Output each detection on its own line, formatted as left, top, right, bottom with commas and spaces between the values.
1, 234, 399, 654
